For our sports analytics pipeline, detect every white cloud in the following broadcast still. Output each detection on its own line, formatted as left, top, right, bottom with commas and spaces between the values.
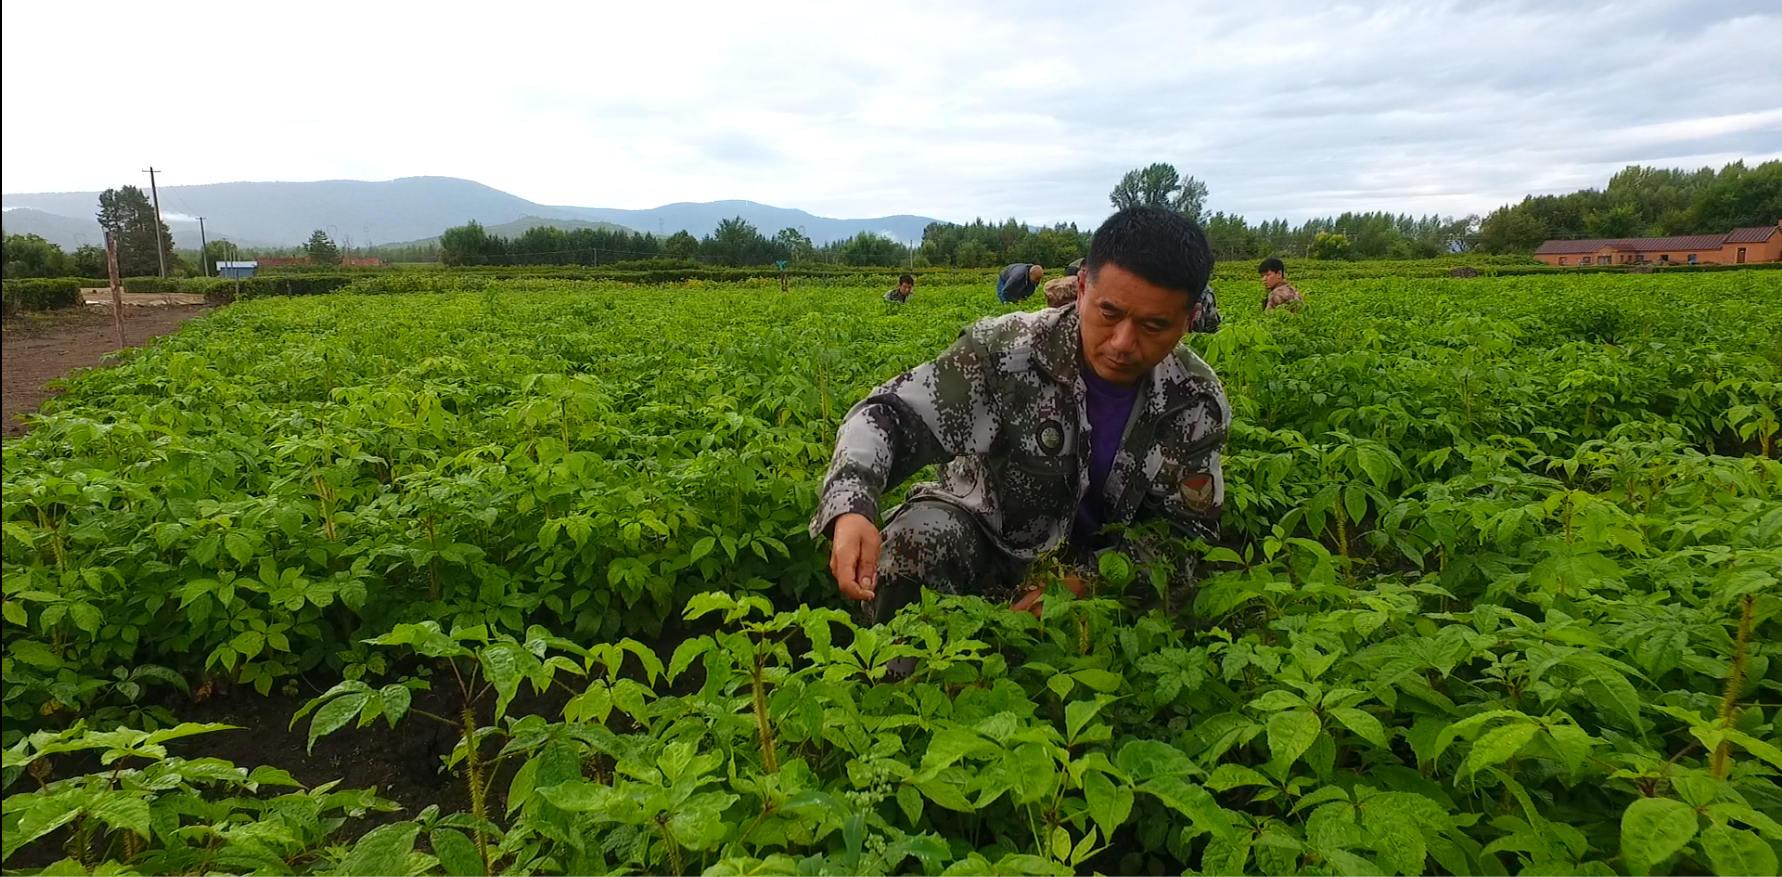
3, 0, 1778, 226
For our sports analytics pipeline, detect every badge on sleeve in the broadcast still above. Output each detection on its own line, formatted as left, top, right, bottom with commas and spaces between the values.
1038, 421, 1065, 455
1179, 471, 1215, 512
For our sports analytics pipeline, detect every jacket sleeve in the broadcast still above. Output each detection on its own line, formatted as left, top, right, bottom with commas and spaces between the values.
1193, 286, 1222, 334
809, 332, 1001, 539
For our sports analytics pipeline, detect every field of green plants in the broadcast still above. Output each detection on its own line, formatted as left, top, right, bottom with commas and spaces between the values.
3, 268, 1780, 875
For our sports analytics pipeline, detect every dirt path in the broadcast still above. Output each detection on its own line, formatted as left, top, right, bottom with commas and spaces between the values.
2, 304, 208, 436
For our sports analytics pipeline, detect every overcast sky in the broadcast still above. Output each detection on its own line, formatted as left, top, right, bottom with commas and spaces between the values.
4, 0, 1779, 227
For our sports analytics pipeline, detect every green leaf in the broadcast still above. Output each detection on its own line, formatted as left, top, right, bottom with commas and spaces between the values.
538, 780, 609, 812
1065, 697, 1113, 743
308, 692, 369, 752
1621, 797, 1699, 873
896, 784, 924, 827
1082, 770, 1133, 838
68, 603, 103, 635
1267, 709, 1321, 768
1202, 833, 1253, 875
336, 821, 419, 876
1138, 776, 1235, 840
1330, 707, 1390, 749
430, 829, 484, 877
480, 642, 526, 718
1115, 739, 1195, 781
1698, 824, 1777, 877
689, 536, 716, 562
1097, 552, 1135, 587
2, 600, 26, 626
1462, 721, 1538, 780
1206, 763, 1272, 792
669, 791, 739, 851
1343, 482, 1368, 526
666, 638, 713, 682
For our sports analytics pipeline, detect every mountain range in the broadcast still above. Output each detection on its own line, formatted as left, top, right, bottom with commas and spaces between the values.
0, 176, 942, 250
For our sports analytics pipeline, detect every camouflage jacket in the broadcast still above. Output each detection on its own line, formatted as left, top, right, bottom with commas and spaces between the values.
811, 304, 1230, 564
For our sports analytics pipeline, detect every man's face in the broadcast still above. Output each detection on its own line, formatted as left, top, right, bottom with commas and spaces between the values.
899, 280, 914, 295
1261, 269, 1284, 289
1029, 265, 1045, 284
1078, 263, 1192, 385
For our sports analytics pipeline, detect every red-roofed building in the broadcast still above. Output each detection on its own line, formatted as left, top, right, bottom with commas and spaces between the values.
1534, 221, 1782, 266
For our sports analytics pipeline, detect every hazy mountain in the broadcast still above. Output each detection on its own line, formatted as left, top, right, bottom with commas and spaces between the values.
1, 208, 114, 248
1, 177, 940, 250
548, 200, 938, 246
386, 214, 640, 248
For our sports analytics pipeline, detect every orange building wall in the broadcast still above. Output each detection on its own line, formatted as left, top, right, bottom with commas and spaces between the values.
1538, 235, 1780, 266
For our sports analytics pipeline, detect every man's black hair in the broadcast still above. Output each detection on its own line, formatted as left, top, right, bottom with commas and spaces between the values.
1259, 257, 1285, 275
899, 273, 915, 285
1085, 207, 1213, 296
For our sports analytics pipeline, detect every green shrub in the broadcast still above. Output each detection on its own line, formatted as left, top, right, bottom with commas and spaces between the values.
0, 278, 82, 317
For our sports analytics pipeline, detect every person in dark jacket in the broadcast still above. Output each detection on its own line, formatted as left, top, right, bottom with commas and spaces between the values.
996, 263, 1046, 303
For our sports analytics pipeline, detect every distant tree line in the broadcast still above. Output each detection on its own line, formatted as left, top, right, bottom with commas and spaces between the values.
1476, 160, 1781, 253
435, 218, 925, 268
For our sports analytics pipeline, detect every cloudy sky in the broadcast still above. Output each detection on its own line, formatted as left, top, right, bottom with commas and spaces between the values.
4, 0, 1778, 226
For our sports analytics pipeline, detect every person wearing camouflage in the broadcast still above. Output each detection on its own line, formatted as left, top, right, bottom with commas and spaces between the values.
811, 208, 1229, 623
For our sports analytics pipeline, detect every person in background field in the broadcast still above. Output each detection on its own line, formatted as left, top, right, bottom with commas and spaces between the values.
996, 262, 1046, 303
885, 273, 915, 303
1260, 257, 1304, 311
1042, 259, 1084, 308
812, 207, 1229, 625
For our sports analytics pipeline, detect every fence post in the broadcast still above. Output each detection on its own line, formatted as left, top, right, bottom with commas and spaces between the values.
105, 231, 125, 347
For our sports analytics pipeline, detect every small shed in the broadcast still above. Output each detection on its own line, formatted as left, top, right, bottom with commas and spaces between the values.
216, 260, 258, 279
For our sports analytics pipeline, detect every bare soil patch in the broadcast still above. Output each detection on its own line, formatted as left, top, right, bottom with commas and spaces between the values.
2, 303, 208, 436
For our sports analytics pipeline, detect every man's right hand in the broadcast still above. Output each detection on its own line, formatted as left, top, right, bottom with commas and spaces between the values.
829, 513, 881, 601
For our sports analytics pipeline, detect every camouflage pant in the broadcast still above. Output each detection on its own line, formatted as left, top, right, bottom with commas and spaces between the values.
856, 500, 1031, 626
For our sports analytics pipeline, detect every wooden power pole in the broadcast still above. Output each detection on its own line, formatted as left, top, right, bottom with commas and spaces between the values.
143, 166, 167, 277
198, 217, 210, 277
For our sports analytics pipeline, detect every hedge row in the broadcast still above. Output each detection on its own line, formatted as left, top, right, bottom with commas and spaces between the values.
0, 278, 83, 317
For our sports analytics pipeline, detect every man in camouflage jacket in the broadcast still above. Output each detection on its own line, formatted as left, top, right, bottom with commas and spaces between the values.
812, 208, 1228, 622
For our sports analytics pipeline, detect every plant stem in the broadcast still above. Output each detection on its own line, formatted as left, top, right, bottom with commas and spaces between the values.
462, 705, 492, 875
1711, 594, 1756, 779
751, 654, 779, 774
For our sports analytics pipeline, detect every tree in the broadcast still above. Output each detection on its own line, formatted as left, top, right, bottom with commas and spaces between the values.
1, 233, 69, 278
1110, 162, 1209, 222
1202, 212, 1263, 261
1308, 231, 1354, 260
1110, 163, 1181, 211
704, 217, 773, 266
663, 230, 700, 261
440, 221, 499, 266
1584, 203, 1642, 239
96, 185, 176, 277
70, 244, 108, 277
1170, 177, 1209, 223
1684, 160, 1782, 233
305, 230, 342, 265
773, 227, 813, 261
1477, 204, 1549, 254
836, 231, 907, 267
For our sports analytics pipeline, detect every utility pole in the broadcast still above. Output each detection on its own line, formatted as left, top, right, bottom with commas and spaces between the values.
198, 217, 210, 277
142, 166, 167, 277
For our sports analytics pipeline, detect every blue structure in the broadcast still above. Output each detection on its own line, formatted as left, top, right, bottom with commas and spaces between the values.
216, 260, 257, 279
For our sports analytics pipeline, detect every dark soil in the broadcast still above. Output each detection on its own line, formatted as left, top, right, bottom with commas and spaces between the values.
2, 304, 207, 436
